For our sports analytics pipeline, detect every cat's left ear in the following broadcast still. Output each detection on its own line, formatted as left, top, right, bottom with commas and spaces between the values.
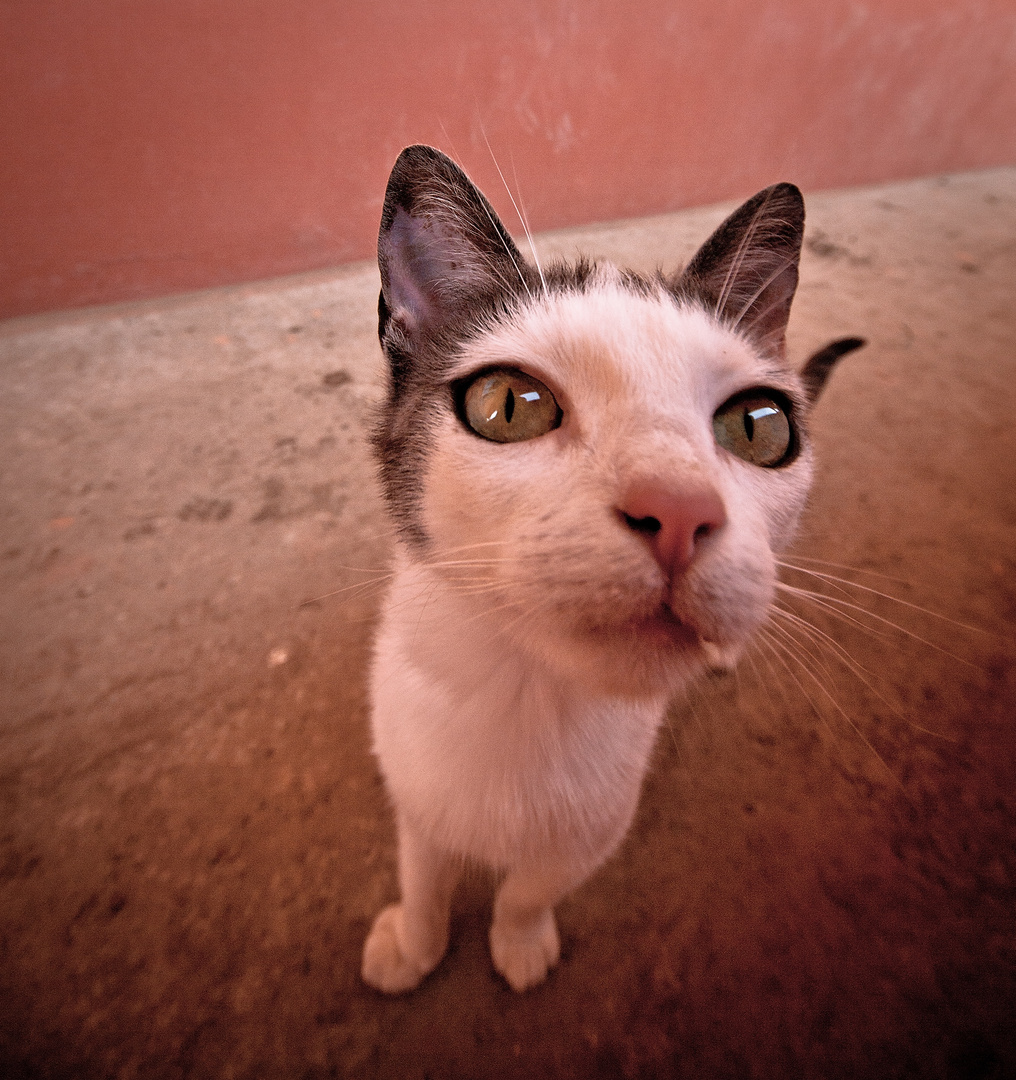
377, 145, 529, 350
674, 183, 804, 359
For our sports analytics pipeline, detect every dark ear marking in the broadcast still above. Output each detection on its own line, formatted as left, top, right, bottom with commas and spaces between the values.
675, 183, 805, 358
800, 337, 866, 403
377, 145, 532, 347
377, 289, 391, 345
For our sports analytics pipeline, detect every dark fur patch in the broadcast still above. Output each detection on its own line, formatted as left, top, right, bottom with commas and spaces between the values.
373, 150, 631, 550
542, 257, 598, 292
618, 268, 661, 297
799, 337, 866, 403
669, 184, 805, 358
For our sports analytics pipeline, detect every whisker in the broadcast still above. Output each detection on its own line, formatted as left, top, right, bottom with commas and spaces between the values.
776, 583, 977, 667
768, 610, 847, 692
773, 607, 911, 725
743, 634, 807, 731
772, 605, 883, 690
777, 582, 898, 643
753, 627, 840, 744
458, 595, 534, 637
448, 583, 510, 598
422, 540, 507, 561
479, 125, 548, 296
777, 560, 984, 633
319, 561, 393, 576
509, 151, 548, 297
770, 604, 957, 742
431, 124, 532, 300
757, 625, 908, 796
299, 574, 393, 608
424, 558, 513, 569
677, 681, 709, 748
776, 560, 858, 600
780, 554, 913, 585
459, 120, 532, 300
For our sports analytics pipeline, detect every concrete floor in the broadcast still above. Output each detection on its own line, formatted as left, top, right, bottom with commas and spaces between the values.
2, 168, 1015, 1079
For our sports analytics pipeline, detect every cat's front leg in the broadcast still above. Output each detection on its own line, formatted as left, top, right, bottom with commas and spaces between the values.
489, 859, 596, 992
361, 813, 460, 993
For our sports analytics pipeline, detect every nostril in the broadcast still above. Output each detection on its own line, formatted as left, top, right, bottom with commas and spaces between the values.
618, 482, 727, 579
624, 513, 661, 535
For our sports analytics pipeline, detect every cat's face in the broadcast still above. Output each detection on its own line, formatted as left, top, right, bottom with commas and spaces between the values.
373, 146, 835, 697
410, 276, 813, 694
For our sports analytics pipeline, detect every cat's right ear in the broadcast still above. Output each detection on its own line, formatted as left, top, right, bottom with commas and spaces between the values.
377, 146, 530, 352
674, 183, 805, 360
799, 337, 865, 403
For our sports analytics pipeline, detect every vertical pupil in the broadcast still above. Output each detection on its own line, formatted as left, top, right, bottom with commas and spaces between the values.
744, 409, 755, 442
504, 386, 515, 424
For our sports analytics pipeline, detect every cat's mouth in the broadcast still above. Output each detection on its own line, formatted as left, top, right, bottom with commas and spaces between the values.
628, 606, 702, 650
627, 611, 740, 677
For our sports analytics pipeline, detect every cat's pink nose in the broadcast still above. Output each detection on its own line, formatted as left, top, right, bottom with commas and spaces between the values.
619, 482, 727, 580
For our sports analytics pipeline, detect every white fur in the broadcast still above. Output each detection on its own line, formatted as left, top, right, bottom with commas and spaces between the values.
362, 278, 814, 992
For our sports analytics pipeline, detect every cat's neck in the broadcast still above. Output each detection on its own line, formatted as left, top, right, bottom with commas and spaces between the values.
380, 548, 671, 716
372, 548, 669, 867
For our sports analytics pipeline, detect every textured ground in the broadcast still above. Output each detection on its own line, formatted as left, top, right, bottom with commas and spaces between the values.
1, 168, 1015, 1080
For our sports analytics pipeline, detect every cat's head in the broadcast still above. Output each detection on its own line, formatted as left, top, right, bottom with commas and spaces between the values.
372, 145, 852, 697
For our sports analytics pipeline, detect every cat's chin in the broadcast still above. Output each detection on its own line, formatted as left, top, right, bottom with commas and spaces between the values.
542, 607, 721, 698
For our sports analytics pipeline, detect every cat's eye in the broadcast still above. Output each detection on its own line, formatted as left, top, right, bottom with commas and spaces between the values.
461, 368, 561, 443
712, 392, 794, 467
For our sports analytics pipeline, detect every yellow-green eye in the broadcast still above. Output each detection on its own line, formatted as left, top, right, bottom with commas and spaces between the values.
462, 368, 561, 443
713, 393, 794, 467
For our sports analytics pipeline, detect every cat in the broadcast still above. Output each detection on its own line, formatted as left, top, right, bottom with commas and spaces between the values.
360, 144, 862, 993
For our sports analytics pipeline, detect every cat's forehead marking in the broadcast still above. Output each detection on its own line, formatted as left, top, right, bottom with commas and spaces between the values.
452, 279, 786, 409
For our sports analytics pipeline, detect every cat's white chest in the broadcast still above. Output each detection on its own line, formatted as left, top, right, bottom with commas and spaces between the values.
369, 559, 667, 868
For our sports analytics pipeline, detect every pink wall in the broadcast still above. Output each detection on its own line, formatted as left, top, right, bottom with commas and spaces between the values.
3, 0, 1015, 319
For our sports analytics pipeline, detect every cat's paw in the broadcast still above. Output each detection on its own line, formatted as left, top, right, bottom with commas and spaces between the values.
489, 909, 561, 992
361, 904, 432, 994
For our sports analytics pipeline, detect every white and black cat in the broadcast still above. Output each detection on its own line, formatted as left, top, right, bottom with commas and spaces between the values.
361, 144, 862, 993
